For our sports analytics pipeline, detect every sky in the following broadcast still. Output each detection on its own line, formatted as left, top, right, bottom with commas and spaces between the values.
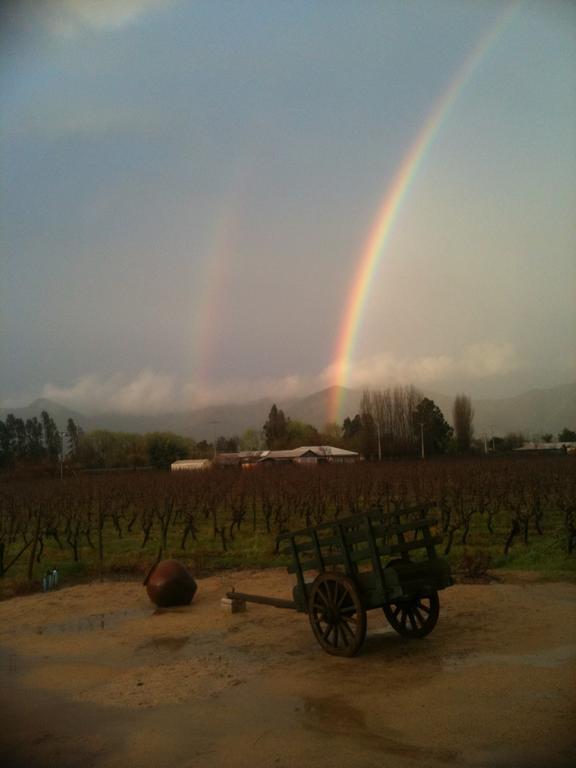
1, 0, 575, 418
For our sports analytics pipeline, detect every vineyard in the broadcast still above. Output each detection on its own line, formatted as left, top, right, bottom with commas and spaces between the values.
1, 455, 575, 596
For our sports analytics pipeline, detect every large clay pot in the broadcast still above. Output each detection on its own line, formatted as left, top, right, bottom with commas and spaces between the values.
144, 559, 197, 607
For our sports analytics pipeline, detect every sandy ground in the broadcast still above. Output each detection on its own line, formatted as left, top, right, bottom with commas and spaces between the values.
0, 569, 575, 768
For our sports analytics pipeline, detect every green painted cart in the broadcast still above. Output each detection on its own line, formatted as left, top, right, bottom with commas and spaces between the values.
226, 503, 453, 657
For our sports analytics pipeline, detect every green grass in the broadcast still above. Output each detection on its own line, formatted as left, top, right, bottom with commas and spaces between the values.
0, 516, 292, 599
1, 502, 575, 599
441, 513, 576, 582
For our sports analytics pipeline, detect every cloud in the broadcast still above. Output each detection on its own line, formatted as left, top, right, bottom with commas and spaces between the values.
323, 342, 521, 391
39, 371, 178, 414
25, 369, 315, 415
4, 105, 165, 141
1, 342, 521, 416
182, 374, 313, 410
11, 0, 173, 39
460, 342, 519, 378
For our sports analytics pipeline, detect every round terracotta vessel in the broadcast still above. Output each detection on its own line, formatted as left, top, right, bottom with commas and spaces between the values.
144, 559, 197, 607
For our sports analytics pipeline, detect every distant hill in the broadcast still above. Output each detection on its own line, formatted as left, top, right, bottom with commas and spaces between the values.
446, 382, 576, 437
0, 398, 93, 432
280, 382, 576, 438
1, 382, 575, 440
281, 386, 361, 427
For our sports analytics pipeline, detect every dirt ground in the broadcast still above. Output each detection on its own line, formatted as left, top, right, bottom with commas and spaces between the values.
0, 569, 575, 768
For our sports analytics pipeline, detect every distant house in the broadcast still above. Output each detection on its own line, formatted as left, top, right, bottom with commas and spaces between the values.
258, 446, 360, 465
514, 442, 576, 455
213, 451, 263, 468
171, 459, 212, 471
178, 446, 361, 470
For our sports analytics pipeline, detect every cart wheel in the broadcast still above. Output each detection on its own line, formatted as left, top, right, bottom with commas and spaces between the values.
383, 591, 439, 638
308, 573, 367, 657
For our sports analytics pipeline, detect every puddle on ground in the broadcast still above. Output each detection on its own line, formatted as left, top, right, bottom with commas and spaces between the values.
302, 696, 367, 729
137, 636, 190, 652
444, 645, 576, 670
299, 695, 458, 763
34, 607, 149, 635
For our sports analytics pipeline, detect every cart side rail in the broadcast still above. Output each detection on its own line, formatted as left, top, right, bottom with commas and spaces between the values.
284, 516, 438, 555
279, 507, 440, 586
276, 503, 436, 542
285, 534, 443, 575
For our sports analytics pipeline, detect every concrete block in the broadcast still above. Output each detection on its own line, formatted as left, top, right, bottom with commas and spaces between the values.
221, 597, 247, 613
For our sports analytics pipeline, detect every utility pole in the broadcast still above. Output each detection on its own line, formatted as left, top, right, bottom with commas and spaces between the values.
420, 422, 425, 459
483, 432, 488, 455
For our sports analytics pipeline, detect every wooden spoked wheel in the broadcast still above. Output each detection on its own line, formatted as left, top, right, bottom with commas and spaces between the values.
308, 573, 367, 657
383, 591, 440, 638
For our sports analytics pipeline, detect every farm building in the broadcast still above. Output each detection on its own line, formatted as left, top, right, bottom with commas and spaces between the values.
173, 446, 360, 470
170, 459, 212, 471
213, 451, 263, 468
514, 442, 576, 455
258, 446, 360, 465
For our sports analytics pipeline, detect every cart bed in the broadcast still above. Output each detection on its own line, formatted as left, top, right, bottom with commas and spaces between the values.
277, 504, 452, 612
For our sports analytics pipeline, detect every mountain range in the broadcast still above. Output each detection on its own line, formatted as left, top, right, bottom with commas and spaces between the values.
1, 382, 575, 441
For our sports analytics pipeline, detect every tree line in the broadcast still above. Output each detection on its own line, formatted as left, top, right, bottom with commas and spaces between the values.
340, 387, 457, 459
1, 397, 574, 471
260, 387, 472, 458
0, 410, 203, 470
0, 411, 74, 467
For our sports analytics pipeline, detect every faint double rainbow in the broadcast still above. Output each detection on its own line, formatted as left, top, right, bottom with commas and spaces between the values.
190, 166, 247, 393
328, 2, 520, 424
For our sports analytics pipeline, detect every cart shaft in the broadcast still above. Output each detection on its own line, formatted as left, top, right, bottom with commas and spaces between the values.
225, 591, 297, 610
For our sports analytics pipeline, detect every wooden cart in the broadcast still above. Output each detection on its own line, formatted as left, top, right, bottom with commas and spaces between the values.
226, 503, 453, 656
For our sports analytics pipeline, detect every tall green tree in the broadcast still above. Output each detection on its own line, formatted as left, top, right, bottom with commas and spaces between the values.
3, 415, 27, 460
494, 432, 525, 452
14, 417, 27, 459
320, 422, 344, 447
66, 418, 83, 458
413, 398, 453, 455
41, 410, 61, 461
0, 419, 14, 466
453, 394, 474, 452
342, 415, 362, 441
216, 435, 240, 453
76, 430, 147, 468
194, 440, 211, 458
263, 404, 289, 449
146, 432, 191, 468
25, 417, 45, 460
3, 414, 18, 458
285, 419, 320, 448
0, 414, 26, 464
558, 427, 576, 442
239, 428, 264, 451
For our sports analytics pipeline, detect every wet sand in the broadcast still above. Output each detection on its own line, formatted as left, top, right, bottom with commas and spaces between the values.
1, 569, 575, 768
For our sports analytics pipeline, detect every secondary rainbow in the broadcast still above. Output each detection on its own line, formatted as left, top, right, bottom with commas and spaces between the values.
328, 2, 519, 424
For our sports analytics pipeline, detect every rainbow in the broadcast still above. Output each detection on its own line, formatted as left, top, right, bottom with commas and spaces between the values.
190, 163, 248, 392
328, 2, 520, 424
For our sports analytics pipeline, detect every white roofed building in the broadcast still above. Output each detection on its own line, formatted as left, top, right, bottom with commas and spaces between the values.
258, 446, 360, 464
514, 442, 576, 455
171, 459, 212, 471
172, 446, 361, 470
